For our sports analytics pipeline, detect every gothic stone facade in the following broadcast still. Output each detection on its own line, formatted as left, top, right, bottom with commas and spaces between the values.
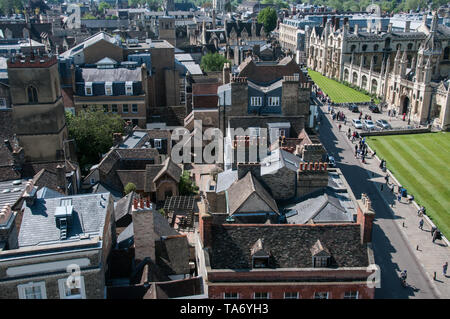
307, 13, 450, 130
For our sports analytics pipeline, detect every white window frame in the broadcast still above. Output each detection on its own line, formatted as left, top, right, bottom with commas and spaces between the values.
267, 96, 280, 106
105, 82, 113, 96
154, 139, 162, 149
314, 292, 329, 299
223, 292, 239, 299
85, 82, 93, 96
253, 292, 270, 299
284, 292, 299, 299
125, 81, 133, 96
0, 97, 7, 109
343, 291, 359, 299
17, 281, 47, 299
251, 96, 262, 106
58, 276, 86, 299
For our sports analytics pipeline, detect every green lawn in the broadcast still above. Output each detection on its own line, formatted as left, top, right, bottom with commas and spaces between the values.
367, 133, 450, 238
308, 69, 378, 103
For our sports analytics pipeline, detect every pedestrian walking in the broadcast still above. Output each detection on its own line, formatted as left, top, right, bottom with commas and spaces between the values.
385, 174, 389, 184
397, 193, 401, 202
380, 184, 383, 191
431, 226, 437, 237
419, 219, 424, 230
338, 124, 342, 131
444, 262, 448, 276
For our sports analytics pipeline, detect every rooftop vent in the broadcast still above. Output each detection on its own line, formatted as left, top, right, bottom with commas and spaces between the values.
55, 199, 73, 240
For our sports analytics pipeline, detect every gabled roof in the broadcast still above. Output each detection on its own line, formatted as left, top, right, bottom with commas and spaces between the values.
209, 223, 368, 269
250, 238, 269, 257
153, 157, 182, 184
310, 239, 330, 257
227, 171, 278, 215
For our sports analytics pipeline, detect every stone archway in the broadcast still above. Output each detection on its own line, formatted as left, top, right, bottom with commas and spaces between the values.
401, 95, 410, 115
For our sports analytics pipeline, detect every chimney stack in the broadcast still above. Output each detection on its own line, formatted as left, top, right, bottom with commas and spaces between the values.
56, 164, 67, 194
357, 193, 376, 244
132, 197, 156, 264
113, 133, 123, 146
200, 210, 213, 248
404, 21, 411, 33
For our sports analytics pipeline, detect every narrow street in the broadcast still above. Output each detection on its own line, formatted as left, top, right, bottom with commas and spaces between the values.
318, 105, 439, 299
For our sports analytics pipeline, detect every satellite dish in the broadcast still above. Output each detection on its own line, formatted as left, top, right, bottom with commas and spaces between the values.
366, 4, 381, 17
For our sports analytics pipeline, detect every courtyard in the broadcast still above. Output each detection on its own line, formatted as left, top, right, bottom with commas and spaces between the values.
366, 132, 450, 238
308, 69, 379, 103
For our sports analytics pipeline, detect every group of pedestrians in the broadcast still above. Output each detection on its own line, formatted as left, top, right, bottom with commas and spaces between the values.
354, 138, 369, 163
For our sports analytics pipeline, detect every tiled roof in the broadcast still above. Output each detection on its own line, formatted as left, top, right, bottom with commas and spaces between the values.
227, 171, 278, 215
209, 223, 368, 269
155, 235, 190, 275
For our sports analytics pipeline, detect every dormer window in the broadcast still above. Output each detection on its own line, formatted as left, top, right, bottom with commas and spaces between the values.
105, 82, 113, 96
267, 96, 280, 106
154, 139, 162, 149
125, 81, 133, 95
251, 238, 270, 268
310, 240, 331, 268
85, 82, 93, 96
250, 96, 262, 106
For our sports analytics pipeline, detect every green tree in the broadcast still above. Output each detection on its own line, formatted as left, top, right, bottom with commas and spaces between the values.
178, 171, 198, 195
124, 182, 137, 195
200, 52, 230, 72
98, 1, 111, 13
257, 7, 278, 34
66, 108, 124, 172
82, 13, 97, 19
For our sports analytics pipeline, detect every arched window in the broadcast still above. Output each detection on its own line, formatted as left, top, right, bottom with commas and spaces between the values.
27, 86, 38, 103
374, 44, 379, 51
385, 38, 391, 49
444, 47, 450, 60
351, 45, 356, 52
407, 43, 413, 50
396, 43, 402, 51
362, 44, 367, 52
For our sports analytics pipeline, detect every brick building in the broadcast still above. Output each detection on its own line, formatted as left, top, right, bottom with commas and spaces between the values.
199, 192, 376, 299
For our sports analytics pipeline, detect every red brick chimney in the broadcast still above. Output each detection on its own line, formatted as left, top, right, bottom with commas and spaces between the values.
357, 193, 375, 243
132, 197, 155, 264
199, 210, 213, 248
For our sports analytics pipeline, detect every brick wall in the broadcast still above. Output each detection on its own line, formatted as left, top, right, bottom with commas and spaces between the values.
208, 282, 374, 299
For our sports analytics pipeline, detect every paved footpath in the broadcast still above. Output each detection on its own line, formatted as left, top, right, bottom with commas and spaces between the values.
322, 105, 450, 298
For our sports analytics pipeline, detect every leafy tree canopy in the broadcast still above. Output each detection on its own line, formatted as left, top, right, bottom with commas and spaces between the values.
258, 7, 278, 34
66, 108, 124, 172
200, 52, 231, 72
124, 182, 137, 195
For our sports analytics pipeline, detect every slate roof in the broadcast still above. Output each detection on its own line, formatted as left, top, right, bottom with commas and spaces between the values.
216, 169, 238, 193
18, 192, 111, 247
116, 210, 179, 249
209, 224, 368, 269
77, 67, 142, 82
238, 56, 306, 84
114, 191, 135, 222
155, 235, 190, 275
32, 168, 59, 192
227, 171, 278, 215
282, 187, 355, 224
0, 178, 27, 210
261, 149, 303, 175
